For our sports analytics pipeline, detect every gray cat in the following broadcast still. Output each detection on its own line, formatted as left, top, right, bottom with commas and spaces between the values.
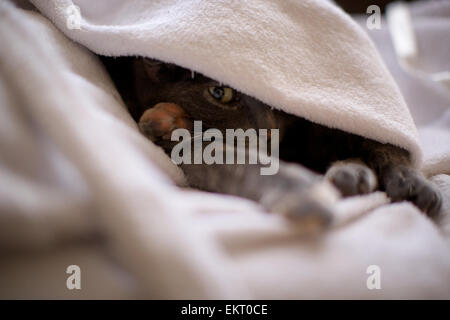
101, 56, 442, 229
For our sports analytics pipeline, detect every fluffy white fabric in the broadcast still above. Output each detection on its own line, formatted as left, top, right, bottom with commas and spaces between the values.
0, 0, 449, 299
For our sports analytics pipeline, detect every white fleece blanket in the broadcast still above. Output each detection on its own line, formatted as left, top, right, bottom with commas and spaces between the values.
0, 0, 449, 299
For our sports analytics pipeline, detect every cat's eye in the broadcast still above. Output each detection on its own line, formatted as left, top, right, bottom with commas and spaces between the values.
208, 86, 234, 104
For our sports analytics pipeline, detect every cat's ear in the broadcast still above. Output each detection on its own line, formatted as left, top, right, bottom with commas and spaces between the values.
142, 58, 190, 83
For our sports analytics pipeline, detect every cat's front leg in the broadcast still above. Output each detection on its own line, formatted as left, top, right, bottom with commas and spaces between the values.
181, 155, 339, 230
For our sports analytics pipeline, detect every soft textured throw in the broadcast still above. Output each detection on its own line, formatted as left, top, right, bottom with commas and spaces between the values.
0, 0, 449, 299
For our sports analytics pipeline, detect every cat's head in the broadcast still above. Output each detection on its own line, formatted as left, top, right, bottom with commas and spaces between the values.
132, 58, 289, 135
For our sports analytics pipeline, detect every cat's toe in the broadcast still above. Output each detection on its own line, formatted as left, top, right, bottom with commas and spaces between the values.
326, 161, 377, 197
138, 102, 192, 142
383, 166, 442, 218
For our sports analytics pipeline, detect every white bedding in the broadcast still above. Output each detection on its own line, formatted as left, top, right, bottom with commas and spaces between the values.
0, 0, 449, 299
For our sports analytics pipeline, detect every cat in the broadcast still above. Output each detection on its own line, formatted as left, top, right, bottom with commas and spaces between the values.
101, 56, 442, 228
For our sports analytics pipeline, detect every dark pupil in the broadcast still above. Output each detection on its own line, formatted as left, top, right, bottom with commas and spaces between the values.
212, 87, 224, 99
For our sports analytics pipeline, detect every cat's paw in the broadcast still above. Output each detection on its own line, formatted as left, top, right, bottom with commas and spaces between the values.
138, 102, 192, 142
325, 160, 377, 197
382, 166, 442, 218
267, 181, 339, 232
